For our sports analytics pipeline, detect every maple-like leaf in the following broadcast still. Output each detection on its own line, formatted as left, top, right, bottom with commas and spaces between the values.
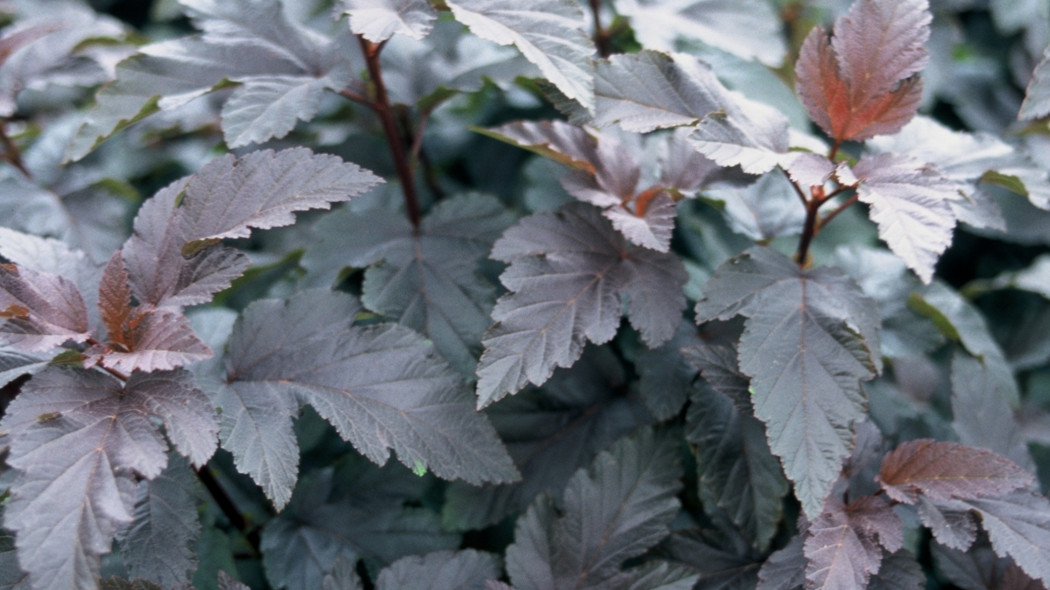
876, 439, 1033, 504
0, 367, 216, 590
0, 263, 90, 352
694, 246, 881, 518
476, 203, 687, 407
303, 194, 513, 375
795, 0, 930, 143
616, 0, 786, 66
445, 0, 595, 112
804, 495, 903, 590
375, 550, 501, 590
123, 148, 380, 310
223, 289, 518, 509
341, 0, 437, 42
850, 152, 958, 284
67, 0, 354, 158
1020, 46, 1050, 121
505, 428, 696, 590
444, 347, 654, 530
119, 455, 201, 589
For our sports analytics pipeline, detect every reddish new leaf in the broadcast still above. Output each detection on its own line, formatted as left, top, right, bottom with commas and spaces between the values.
0, 263, 90, 351
877, 439, 1033, 504
795, 0, 930, 142
97, 252, 211, 374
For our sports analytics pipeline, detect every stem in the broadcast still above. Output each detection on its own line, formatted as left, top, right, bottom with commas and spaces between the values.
794, 196, 821, 266
0, 123, 30, 178
357, 36, 422, 227
817, 193, 859, 229
196, 466, 262, 556
588, 0, 612, 58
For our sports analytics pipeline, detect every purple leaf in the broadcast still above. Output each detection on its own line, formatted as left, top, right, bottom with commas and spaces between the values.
1019, 45, 1050, 121
0, 263, 90, 352
851, 153, 958, 284
477, 203, 687, 406
341, 0, 438, 42
877, 439, 1033, 504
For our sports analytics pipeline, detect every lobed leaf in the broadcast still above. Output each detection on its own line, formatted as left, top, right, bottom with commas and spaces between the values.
68, 0, 352, 158
688, 94, 794, 175
0, 368, 193, 590
224, 289, 518, 508
851, 153, 958, 284
0, 264, 90, 352
476, 203, 687, 407
804, 496, 898, 590
694, 246, 881, 518
794, 0, 930, 142
505, 428, 695, 590
304, 194, 513, 375
655, 529, 764, 589
963, 490, 1050, 584
877, 439, 1033, 504
446, 0, 595, 112
341, 0, 437, 42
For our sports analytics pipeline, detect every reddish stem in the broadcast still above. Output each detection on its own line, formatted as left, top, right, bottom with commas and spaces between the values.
589, 0, 612, 58
356, 37, 422, 228
0, 123, 30, 178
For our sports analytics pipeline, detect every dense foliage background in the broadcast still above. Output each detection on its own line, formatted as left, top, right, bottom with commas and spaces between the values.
2, 0, 1050, 589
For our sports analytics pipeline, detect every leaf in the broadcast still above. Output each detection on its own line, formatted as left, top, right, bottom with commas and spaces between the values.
123, 370, 218, 468
656, 529, 764, 590
868, 550, 925, 590
963, 490, 1050, 584
756, 535, 805, 590
261, 466, 459, 588
851, 153, 958, 284
98, 579, 165, 590
68, 0, 353, 158
803, 495, 902, 590
0, 369, 160, 590
505, 428, 691, 590
323, 557, 363, 590
950, 352, 1031, 468
224, 289, 518, 508
375, 550, 501, 590
694, 246, 881, 518
794, 0, 930, 142
635, 321, 700, 421
121, 179, 248, 310
687, 382, 788, 552
483, 121, 682, 251
303, 194, 513, 375
477, 203, 687, 407
908, 281, 1019, 403
706, 171, 806, 241
119, 455, 201, 589
341, 0, 437, 42
916, 496, 978, 550
176, 148, 382, 251
0, 264, 90, 352
97, 252, 212, 373
443, 347, 654, 530
688, 94, 794, 175
615, 0, 786, 66
445, 0, 594, 111
1020, 45, 1050, 120
590, 50, 730, 132
876, 439, 1033, 504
